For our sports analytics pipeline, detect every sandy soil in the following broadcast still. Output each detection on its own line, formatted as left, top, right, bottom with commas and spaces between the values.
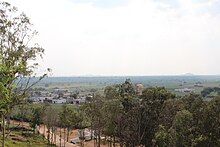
11, 120, 110, 147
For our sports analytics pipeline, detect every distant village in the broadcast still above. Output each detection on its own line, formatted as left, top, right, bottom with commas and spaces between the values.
28, 83, 145, 105
28, 88, 93, 104
28, 81, 208, 104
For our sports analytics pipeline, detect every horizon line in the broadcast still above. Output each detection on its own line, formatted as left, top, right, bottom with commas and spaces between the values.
44, 74, 220, 78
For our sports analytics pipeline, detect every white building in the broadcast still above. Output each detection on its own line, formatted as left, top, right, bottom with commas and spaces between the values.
175, 88, 194, 93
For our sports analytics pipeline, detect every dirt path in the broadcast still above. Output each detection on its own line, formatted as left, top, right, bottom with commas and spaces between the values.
37, 126, 109, 147
11, 120, 108, 147
38, 125, 77, 147
11, 120, 76, 146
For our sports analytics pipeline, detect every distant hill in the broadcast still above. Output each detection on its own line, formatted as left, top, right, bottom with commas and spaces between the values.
182, 73, 195, 76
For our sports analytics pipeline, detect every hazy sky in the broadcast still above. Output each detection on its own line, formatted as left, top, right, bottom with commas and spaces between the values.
5, 0, 220, 76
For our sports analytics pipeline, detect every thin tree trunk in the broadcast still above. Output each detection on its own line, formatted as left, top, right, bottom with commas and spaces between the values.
67, 127, 70, 142
109, 137, 112, 147
98, 130, 101, 147
104, 135, 106, 145
47, 127, 50, 144
113, 136, 116, 147
34, 125, 36, 134
94, 137, 96, 147
47, 128, 50, 144
6, 115, 10, 130
21, 118, 23, 134
51, 128, 53, 144
44, 125, 46, 137
91, 129, 93, 140
120, 141, 123, 147
60, 127, 62, 147
64, 128, 66, 147
2, 115, 5, 147
54, 128, 57, 145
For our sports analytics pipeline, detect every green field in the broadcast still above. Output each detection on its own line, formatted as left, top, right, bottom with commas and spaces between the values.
31, 76, 220, 97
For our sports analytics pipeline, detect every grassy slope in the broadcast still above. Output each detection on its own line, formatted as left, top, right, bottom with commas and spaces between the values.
4, 135, 49, 147
0, 127, 55, 147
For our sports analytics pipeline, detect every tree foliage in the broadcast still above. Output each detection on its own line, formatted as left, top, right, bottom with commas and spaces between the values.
0, 2, 47, 146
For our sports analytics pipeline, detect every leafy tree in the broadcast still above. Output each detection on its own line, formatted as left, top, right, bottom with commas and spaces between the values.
201, 87, 220, 97
159, 99, 184, 129
104, 85, 121, 100
182, 94, 207, 142
139, 87, 175, 146
84, 94, 105, 147
30, 106, 43, 134
42, 104, 58, 145
155, 125, 174, 147
59, 105, 69, 146
0, 2, 48, 146
102, 99, 123, 146
172, 110, 194, 147
201, 96, 220, 146
119, 79, 135, 99
59, 105, 76, 142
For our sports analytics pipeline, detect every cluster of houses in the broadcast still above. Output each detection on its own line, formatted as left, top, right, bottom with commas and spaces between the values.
29, 83, 145, 104
29, 88, 93, 104
174, 88, 194, 93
